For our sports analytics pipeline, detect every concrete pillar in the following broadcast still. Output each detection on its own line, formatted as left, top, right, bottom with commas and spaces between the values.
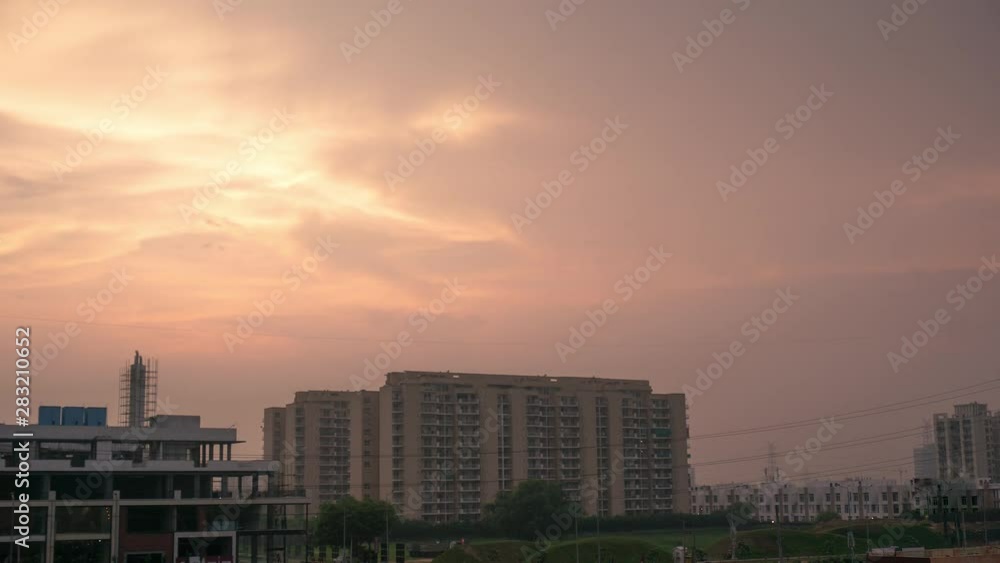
111, 491, 121, 563
227, 443, 232, 460
45, 491, 56, 563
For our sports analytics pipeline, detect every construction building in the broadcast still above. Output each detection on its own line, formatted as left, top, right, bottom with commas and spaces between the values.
0, 413, 308, 563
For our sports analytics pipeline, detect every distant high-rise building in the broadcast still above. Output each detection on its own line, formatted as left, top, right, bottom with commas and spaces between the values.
913, 443, 938, 480
264, 390, 380, 513
933, 402, 1000, 480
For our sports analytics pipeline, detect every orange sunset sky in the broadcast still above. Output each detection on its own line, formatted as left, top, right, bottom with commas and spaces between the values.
1, 0, 999, 484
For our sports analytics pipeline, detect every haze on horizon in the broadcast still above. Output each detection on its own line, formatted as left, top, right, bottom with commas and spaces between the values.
1, 0, 999, 486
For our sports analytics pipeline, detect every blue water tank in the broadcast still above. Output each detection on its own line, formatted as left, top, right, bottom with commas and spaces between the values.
62, 406, 86, 426
85, 407, 107, 427
39, 406, 61, 426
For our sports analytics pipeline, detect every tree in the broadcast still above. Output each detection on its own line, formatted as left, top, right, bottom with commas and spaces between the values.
314, 496, 400, 555
721, 502, 758, 527
485, 480, 572, 540
816, 511, 841, 524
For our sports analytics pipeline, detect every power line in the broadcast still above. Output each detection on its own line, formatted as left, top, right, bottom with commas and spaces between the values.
689, 378, 1000, 439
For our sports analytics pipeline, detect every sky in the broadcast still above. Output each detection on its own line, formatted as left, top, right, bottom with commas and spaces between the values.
1, 0, 999, 486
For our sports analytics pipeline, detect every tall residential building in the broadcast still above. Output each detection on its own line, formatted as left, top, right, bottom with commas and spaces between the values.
264, 391, 380, 513
265, 372, 692, 521
933, 402, 1000, 480
377, 371, 690, 522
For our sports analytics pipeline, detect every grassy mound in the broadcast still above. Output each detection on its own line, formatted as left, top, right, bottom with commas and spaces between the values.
826, 523, 948, 549
705, 522, 950, 559
433, 541, 533, 563
543, 537, 673, 563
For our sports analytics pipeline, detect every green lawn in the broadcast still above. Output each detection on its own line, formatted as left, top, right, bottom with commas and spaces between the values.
431, 522, 949, 563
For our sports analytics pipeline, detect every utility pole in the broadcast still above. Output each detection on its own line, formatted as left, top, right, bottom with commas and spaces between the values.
939, 483, 949, 540
596, 502, 602, 563
983, 482, 988, 546
776, 503, 784, 563
729, 514, 738, 560
343, 509, 347, 561
385, 509, 390, 563
960, 509, 967, 548
682, 520, 687, 563
859, 480, 869, 554
575, 511, 580, 563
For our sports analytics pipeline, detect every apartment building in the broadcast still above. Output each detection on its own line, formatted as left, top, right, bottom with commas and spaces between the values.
0, 412, 307, 563
265, 391, 380, 513
933, 403, 1000, 480
265, 372, 691, 521
691, 478, 914, 522
913, 443, 939, 480
377, 371, 690, 522
912, 478, 1000, 514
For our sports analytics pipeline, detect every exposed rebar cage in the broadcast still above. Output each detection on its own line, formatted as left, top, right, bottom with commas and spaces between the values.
118, 350, 158, 427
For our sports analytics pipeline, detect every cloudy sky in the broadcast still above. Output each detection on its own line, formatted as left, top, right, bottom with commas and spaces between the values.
1, 0, 999, 485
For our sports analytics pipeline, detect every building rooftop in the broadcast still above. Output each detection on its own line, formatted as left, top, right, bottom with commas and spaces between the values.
0, 414, 241, 444
386, 370, 657, 390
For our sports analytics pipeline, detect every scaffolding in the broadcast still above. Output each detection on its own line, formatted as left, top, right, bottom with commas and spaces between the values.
118, 350, 158, 427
